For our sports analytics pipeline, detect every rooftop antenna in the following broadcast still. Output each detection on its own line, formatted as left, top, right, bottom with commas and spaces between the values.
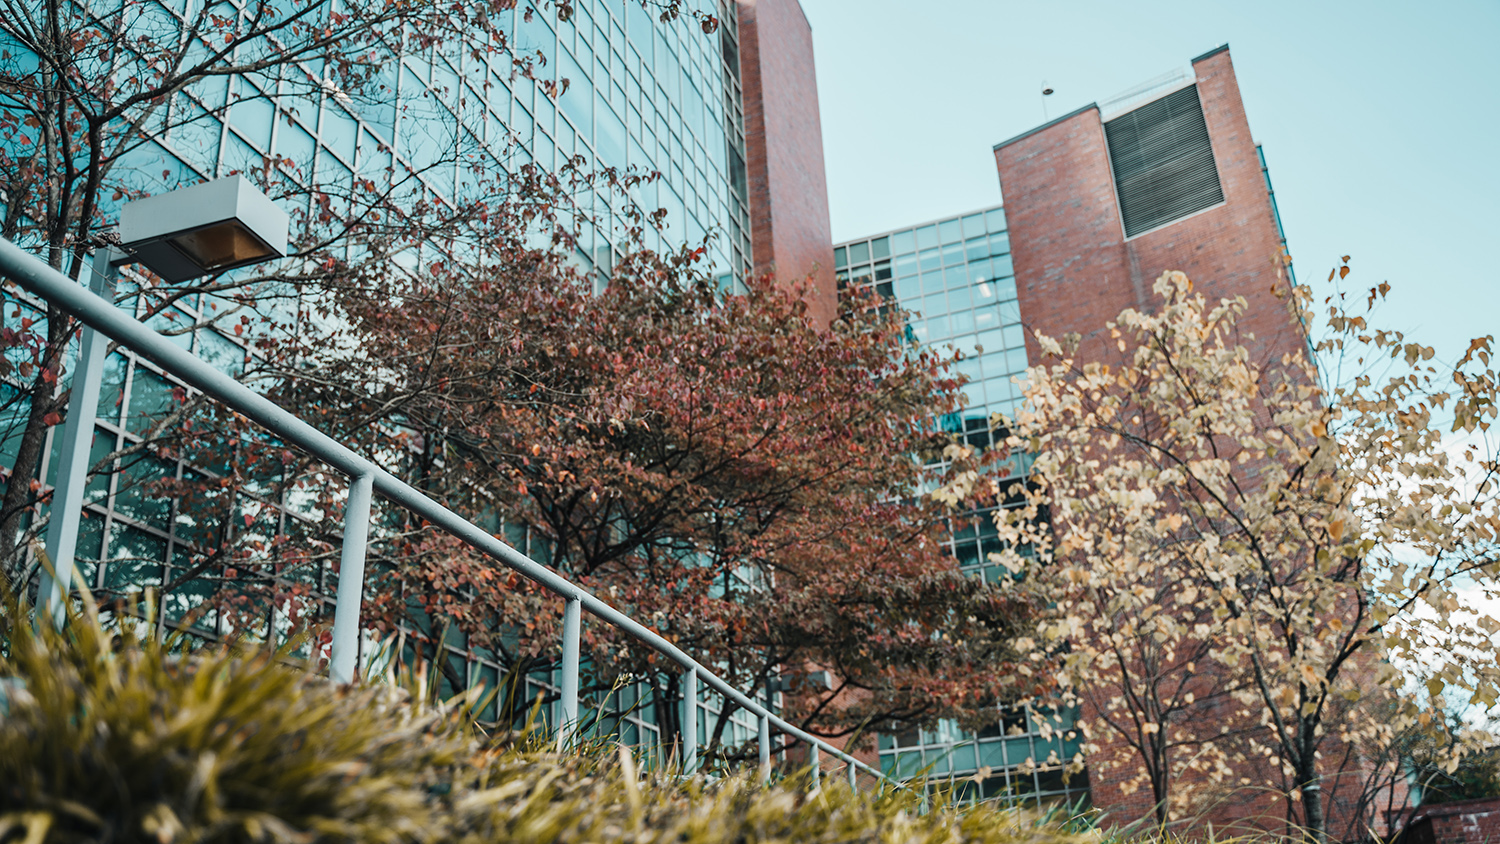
1041, 80, 1055, 121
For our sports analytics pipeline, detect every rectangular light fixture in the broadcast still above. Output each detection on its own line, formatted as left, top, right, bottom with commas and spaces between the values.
118, 176, 290, 282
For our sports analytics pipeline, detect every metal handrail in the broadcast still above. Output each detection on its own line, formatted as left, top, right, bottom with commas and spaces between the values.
0, 236, 893, 788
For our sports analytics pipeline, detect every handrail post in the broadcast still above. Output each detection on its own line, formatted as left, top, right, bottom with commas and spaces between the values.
848, 759, 857, 789
758, 713, 770, 769
558, 595, 580, 751
681, 667, 697, 774
37, 248, 120, 631
810, 742, 819, 784
328, 471, 374, 684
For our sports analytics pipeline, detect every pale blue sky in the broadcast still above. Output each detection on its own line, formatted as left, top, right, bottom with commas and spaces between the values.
800, 0, 1499, 363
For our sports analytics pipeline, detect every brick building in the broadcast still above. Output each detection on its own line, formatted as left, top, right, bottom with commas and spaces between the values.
992, 45, 1323, 834
737, 0, 838, 325
1391, 796, 1500, 844
994, 45, 1298, 371
837, 46, 1411, 837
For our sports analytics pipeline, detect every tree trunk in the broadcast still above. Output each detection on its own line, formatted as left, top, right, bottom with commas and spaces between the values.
1300, 774, 1327, 843
0, 374, 64, 585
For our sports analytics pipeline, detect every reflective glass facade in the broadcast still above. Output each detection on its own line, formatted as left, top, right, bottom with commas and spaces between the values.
3, 0, 761, 748
835, 205, 1089, 809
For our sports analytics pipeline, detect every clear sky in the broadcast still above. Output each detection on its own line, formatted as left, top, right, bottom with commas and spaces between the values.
799, 0, 1500, 364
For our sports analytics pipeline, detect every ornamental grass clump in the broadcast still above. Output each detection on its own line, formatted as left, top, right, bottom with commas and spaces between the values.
0, 587, 1101, 844
0, 588, 471, 844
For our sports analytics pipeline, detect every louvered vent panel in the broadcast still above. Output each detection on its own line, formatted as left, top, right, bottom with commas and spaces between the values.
1105, 85, 1223, 238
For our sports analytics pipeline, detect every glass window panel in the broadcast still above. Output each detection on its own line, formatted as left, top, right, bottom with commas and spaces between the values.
165, 546, 217, 630
172, 102, 222, 165
871, 236, 890, 260
1003, 325, 1025, 350
104, 523, 166, 592
992, 254, 1015, 277
596, 93, 626, 167
895, 276, 921, 303
961, 213, 984, 237
558, 49, 594, 139
951, 310, 975, 335
230, 88, 274, 150
0, 396, 28, 473
999, 300, 1021, 326
938, 219, 962, 243
948, 285, 972, 312
276, 116, 317, 182
848, 241, 870, 264
965, 235, 989, 263
356, 129, 393, 182
918, 248, 941, 273
922, 292, 947, 316
321, 103, 358, 164
995, 275, 1018, 301
977, 328, 1004, 353
1007, 348, 1028, 373
126, 369, 176, 435
955, 357, 980, 383
986, 207, 1007, 230
915, 224, 938, 250
198, 330, 243, 378
114, 453, 174, 524
891, 229, 915, 254
990, 231, 1011, 255
979, 741, 1007, 769
834, 246, 847, 267
920, 271, 945, 295
145, 306, 193, 351
973, 280, 997, 303
926, 314, 950, 337
97, 353, 127, 425
943, 264, 967, 289
941, 241, 964, 266
1004, 736, 1034, 768
894, 253, 917, 277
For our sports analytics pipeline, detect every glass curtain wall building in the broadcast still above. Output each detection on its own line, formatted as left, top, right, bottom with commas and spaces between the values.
835, 206, 1089, 809
2, 0, 764, 747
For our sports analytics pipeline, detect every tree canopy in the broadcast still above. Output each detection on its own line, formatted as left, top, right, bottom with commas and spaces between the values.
984, 269, 1499, 841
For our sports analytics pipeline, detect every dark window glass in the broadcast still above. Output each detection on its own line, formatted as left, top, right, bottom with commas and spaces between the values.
1105, 85, 1223, 237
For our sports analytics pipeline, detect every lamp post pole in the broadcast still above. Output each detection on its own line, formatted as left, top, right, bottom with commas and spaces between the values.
37, 247, 121, 629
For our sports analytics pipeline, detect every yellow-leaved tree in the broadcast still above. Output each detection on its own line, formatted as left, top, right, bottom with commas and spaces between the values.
985, 269, 1499, 842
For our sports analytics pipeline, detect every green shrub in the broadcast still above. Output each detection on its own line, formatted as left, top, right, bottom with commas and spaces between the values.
0, 591, 1106, 844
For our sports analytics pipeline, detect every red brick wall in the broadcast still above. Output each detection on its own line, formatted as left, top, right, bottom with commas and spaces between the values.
995, 48, 1299, 370
994, 48, 1338, 836
736, 0, 837, 326
1393, 796, 1500, 844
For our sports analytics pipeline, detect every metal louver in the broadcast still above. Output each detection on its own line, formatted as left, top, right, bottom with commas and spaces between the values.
1105, 85, 1223, 238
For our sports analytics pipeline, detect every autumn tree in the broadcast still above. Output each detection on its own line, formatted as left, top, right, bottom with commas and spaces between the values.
0, 0, 721, 590
212, 219, 1040, 758
989, 270, 1500, 841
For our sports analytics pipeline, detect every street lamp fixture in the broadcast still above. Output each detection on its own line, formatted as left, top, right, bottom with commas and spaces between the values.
37, 176, 288, 630
118, 175, 289, 282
